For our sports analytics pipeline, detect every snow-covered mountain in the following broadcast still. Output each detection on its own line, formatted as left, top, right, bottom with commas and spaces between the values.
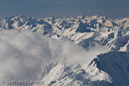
1, 15, 129, 86
1, 15, 129, 51
34, 52, 129, 86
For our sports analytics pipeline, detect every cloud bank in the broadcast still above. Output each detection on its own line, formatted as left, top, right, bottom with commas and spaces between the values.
0, 29, 109, 86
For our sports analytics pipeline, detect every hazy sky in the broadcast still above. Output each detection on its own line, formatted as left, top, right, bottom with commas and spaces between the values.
0, 0, 129, 19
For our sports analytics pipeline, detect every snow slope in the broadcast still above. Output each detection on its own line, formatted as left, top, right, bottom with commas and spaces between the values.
91, 52, 129, 86
34, 52, 129, 86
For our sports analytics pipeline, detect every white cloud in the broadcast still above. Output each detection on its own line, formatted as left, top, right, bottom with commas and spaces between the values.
0, 29, 109, 86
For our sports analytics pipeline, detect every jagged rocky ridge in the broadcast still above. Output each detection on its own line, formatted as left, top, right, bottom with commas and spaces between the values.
1, 15, 129, 51
1, 15, 129, 86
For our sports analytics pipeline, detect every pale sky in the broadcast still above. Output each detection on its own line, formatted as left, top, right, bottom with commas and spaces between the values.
0, 0, 129, 19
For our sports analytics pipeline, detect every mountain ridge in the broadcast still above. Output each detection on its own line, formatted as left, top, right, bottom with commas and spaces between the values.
1, 15, 129, 86
1, 15, 129, 51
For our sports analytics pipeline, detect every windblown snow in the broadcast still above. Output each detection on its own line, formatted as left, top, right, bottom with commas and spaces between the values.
0, 15, 129, 86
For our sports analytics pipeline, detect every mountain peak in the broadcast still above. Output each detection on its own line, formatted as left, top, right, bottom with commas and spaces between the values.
76, 15, 85, 19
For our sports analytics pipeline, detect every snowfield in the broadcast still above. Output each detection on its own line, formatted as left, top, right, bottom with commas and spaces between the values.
0, 15, 129, 86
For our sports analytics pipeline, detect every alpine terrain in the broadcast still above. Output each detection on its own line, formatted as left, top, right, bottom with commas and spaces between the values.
1, 15, 129, 86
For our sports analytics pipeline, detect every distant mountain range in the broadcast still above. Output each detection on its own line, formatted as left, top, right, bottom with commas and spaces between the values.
1, 15, 129, 86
